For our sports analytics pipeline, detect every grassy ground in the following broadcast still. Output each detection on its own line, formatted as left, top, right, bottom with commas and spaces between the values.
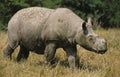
0, 28, 120, 77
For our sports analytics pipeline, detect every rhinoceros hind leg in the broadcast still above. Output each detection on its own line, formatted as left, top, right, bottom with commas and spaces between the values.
17, 45, 29, 62
3, 43, 15, 59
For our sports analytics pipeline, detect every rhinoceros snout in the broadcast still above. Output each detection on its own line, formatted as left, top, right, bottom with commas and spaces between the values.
96, 39, 107, 54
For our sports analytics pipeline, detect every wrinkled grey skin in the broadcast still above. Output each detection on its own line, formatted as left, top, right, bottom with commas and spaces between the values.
4, 7, 107, 69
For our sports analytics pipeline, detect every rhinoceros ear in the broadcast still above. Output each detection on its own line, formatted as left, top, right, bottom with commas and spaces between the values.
82, 22, 88, 35
87, 17, 92, 26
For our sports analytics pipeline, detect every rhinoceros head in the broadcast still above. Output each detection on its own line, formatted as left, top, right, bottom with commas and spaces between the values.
77, 17, 107, 54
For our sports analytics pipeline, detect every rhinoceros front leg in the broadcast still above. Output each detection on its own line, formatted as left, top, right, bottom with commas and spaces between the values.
17, 45, 29, 62
44, 42, 57, 64
63, 45, 79, 69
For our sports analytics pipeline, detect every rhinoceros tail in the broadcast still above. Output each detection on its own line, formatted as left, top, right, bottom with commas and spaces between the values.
7, 30, 19, 50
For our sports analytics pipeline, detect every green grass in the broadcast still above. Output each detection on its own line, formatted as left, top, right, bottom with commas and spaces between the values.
0, 28, 120, 77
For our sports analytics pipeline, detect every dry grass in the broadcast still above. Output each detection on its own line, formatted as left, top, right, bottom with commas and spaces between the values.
0, 28, 120, 77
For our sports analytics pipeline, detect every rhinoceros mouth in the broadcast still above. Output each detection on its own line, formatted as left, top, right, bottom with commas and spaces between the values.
96, 49, 107, 54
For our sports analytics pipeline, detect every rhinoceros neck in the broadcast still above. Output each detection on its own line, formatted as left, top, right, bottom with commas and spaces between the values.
67, 13, 85, 44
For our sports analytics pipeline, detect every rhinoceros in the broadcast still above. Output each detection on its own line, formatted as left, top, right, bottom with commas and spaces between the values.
4, 7, 107, 69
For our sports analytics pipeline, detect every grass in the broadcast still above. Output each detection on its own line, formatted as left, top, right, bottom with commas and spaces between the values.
0, 28, 120, 77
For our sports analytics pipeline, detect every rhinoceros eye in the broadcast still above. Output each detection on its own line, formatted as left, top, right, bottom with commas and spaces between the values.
88, 35, 96, 44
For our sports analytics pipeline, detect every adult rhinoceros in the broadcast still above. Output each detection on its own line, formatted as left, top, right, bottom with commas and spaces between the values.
4, 7, 107, 69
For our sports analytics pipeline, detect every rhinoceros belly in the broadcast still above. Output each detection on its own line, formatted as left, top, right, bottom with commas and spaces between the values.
20, 33, 45, 54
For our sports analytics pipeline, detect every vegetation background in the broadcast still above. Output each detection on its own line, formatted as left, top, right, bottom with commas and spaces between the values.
0, 0, 120, 30
0, 0, 120, 77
